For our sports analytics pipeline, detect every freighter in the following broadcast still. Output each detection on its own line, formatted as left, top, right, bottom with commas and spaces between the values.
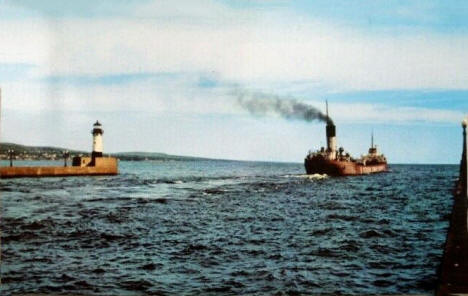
304, 103, 387, 176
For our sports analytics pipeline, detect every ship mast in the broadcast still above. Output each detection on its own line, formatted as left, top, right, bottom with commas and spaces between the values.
371, 129, 374, 149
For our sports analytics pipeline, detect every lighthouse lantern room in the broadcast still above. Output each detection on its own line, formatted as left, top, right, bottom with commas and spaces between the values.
92, 120, 104, 158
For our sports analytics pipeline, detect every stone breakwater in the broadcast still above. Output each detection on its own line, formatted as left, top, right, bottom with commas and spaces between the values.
0, 157, 118, 178
436, 121, 468, 295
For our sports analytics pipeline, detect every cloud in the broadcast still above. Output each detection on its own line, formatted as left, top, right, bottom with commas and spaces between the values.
2, 74, 463, 126
2, 1, 468, 91
329, 103, 464, 124
2, 0, 143, 18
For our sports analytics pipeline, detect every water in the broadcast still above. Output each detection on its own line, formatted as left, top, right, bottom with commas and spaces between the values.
1, 160, 458, 295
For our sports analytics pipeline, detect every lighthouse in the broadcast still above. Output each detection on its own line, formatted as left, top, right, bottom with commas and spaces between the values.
70, 120, 117, 172
92, 120, 103, 158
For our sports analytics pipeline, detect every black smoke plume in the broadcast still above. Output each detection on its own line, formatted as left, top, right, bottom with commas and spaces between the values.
235, 90, 333, 125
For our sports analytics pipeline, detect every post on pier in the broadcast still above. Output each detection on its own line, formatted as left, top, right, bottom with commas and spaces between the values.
63, 150, 70, 167
8, 149, 14, 167
462, 118, 467, 199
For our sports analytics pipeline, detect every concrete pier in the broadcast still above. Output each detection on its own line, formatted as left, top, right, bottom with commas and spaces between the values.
436, 119, 468, 295
0, 157, 118, 178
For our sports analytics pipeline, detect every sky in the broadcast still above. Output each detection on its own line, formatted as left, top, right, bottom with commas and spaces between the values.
0, 0, 467, 164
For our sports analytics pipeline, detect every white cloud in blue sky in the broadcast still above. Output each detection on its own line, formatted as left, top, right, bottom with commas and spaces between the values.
0, 0, 467, 163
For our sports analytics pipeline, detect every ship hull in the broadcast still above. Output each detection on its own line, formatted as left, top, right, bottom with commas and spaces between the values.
304, 158, 387, 176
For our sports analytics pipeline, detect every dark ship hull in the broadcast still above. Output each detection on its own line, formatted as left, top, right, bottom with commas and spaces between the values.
304, 156, 387, 176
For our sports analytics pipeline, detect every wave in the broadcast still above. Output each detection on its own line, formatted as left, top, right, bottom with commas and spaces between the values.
285, 173, 328, 180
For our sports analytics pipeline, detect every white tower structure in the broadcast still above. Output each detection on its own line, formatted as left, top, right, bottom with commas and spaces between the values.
92, 121, 103, 158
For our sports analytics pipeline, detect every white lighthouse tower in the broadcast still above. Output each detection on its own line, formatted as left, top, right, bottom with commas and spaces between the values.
92, 120, 103, 158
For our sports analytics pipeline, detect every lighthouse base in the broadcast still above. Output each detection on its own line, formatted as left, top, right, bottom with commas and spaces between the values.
92, 151, 103, 158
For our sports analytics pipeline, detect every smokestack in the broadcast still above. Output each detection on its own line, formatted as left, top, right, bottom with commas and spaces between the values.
325, 100, 337, 160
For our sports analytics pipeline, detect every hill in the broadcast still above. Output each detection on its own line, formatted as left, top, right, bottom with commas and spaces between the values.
0, 142, 207, 161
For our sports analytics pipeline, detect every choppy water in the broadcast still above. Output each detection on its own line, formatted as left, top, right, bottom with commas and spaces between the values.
0, 160, 458, 295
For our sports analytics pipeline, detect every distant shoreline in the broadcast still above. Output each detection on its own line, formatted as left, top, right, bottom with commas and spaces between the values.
0, 142, 208, 162
0, 142, 458, 165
